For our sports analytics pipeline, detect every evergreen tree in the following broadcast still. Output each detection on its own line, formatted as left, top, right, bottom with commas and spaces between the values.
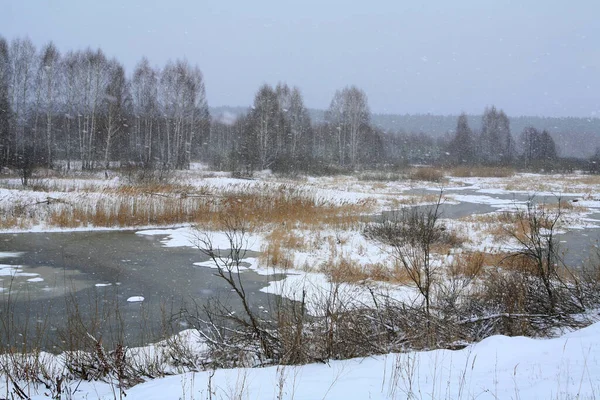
479, 106, 514, 164
447, 113, 473, 164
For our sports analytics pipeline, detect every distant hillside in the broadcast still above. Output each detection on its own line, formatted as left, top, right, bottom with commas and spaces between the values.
210, 107, 600, 158
366, 113, 600, 159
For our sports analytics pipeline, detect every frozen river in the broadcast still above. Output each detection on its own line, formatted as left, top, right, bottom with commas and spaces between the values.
0, 230, 280, 351
1, 188, 598, 352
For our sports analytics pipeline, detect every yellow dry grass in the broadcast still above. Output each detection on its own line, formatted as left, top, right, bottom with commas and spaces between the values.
42, 184, 375, 232
408, 167, 446, 183
447, 166, 515, 178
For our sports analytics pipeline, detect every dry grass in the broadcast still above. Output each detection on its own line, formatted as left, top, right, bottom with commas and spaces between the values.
325, 258, 371, 283
431, 227, 467, 255
407, 167, 446, 183
449, 251, 487, 278
325, 258, 407, 284
323, 256, 414, 285
48, 196, 212, 228
37, 184, 375, 232
561, 173, 600, 186
108, 182, 201, 196
450, 251, 513, 277
388, 193, 446, 209
448, 166, 515, 178
462, 210, 533, 242
357, 171, 403, 182
260, 228, 309, 269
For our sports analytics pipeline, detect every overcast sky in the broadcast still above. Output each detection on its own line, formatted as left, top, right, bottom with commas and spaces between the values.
2, 0, 599, 117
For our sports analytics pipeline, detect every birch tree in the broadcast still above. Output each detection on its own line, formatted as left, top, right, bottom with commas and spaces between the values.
0, 37, 11, 167
131, 57, 159, 165
7, 38, 36, 165
101, 60, 130, 170
326, 86, 370, 167
245, 84, 282, 170
38, 42, 61, 167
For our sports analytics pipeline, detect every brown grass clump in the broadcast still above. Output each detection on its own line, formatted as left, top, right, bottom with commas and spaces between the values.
464, 210, 533, 242
44, 184, 375, 232
217, 185, 374, 231
109, 182, 200, 197
326, 258, 371, 283
48, 195, 216, 228
408, 167, 445, 183
449, 251, 486, 279
431, 228, 467, 255
448, 166, 515, 178
323, 257, 414, 285
260, 228, 308, 269
564, 174, 600, 187
448, 250, 516, 282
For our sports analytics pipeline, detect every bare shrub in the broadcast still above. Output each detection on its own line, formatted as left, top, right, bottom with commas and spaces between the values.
120, 161, 174, 185
364, 192, 444, 318
505, 198, 583, 315
184, 217, 415, 368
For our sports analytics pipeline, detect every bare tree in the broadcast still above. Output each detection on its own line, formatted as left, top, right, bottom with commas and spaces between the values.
131, 57, 159, 166
101, 60, 130, 170
38, 42, 61, 167
0, 36, 11, 168
245, 84, 283, 170
159, 60, 209, 169
192, 216, 280, 363
7, 38, 36, 166
479, 106, 514, 165
325, 86, 370, 167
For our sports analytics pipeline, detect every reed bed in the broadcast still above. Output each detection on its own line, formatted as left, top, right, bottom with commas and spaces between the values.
29, 183, 376, 232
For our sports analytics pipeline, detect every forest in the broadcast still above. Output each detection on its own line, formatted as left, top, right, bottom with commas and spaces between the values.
0, 36, 593, 178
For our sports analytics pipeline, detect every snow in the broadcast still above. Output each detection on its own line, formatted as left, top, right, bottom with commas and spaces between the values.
2, 170, 600, 398
0, 264, 40, 278
12, 320, 600, 399
136, 227, 265, 252
0, 251, 23, 259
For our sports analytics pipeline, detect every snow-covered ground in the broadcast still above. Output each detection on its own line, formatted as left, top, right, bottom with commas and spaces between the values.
2, 167, 600, 398
6, 320, 599, 399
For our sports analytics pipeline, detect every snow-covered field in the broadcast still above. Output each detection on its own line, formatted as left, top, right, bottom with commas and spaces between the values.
4, 320, 599, 399
2, 166, 600, 399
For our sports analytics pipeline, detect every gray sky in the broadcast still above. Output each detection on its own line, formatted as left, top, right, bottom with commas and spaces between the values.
2, 0, 599, 117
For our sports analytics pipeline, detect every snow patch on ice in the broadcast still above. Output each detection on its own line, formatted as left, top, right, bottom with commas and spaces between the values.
0, 251, 24, 259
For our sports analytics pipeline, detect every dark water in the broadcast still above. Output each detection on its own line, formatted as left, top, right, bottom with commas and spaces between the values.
0, 231, 281, 351
381, 187, 600, 267
1, 188, 598, 352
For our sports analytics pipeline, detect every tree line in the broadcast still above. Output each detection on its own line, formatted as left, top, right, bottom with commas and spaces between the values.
0, 36, 563, 176
0, 37, 209, 173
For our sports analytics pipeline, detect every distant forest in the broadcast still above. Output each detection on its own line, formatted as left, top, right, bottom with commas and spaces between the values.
214, 106, 600, 159
1, 36, 599, 179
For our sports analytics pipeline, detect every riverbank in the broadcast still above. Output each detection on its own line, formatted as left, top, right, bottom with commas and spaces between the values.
2, 165, 600, 398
